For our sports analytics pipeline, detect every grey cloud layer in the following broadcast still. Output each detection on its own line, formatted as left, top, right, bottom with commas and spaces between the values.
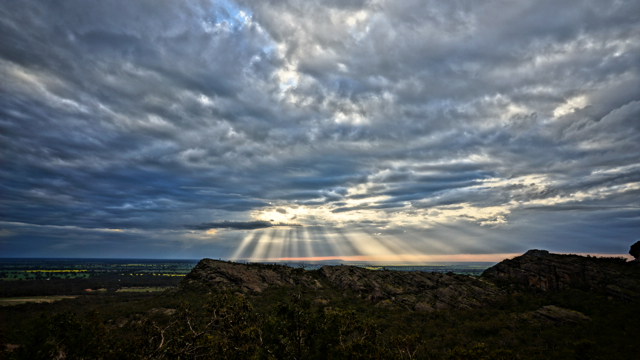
1, 0, 639, 257
186, 221, 301, 230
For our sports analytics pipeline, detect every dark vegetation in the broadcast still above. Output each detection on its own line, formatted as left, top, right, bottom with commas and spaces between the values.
1, 250, 639, 359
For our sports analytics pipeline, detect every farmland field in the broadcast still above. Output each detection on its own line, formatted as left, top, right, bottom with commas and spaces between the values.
115, 287, 172, 292
0, 295, 76, 306
0, 259, 199, 298
0, 258, 198, 281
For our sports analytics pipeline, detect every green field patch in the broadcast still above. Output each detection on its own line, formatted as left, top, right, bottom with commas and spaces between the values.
120, 273, 185, 276
0, 296, 76, 306
152, 273, 185, 276
1, 270, 91, 280
116, 287, 171, 292
26, 269, 87, 272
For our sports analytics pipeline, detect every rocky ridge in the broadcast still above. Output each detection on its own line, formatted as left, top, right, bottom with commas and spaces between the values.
179, 259, 505, 312
481, 249, 640, 302
179, 260, 320, 293
318, 265, 504, 311
179, 244, 640, 313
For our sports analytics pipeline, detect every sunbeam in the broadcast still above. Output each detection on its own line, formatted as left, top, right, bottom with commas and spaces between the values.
267, 229, 284, 260
386, 234, 422, 258
280, 228, 293, 259
322, 228, 353, 258
230, 231, 262, 261
366, 233, 423, 263
307, 226, 334, 258
261, 230, 277, 260
338, 230, 388, 259
333, 228, 364, 257
403, 228, 456, 255
248, 230, 271, 261
435, 222, 492, 254
356, 230, 407, 261
301, 227, 314, 259
292, 227, 302, 258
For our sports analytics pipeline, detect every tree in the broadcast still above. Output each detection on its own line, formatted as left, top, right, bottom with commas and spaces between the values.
630, 241, 640, 260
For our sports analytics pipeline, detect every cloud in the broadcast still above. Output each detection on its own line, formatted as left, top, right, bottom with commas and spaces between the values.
1, 0, 639, 258
185, 221, 301, 231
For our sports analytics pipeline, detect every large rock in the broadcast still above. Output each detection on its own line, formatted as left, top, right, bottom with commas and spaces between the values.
179, 259, 320, 293
482, 249, 640, 301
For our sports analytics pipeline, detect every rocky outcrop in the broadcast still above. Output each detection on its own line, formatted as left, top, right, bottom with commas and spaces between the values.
319, 265, 505, 311
179, 259, 505, 311
180, 246, 640, 311
179, 259, 320, 293
482, 250, 640, 301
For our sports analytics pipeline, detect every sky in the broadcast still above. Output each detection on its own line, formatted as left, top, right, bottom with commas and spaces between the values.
1, 0, 639, 261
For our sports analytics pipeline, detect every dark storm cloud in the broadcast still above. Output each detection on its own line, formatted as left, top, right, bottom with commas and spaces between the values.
185, 220, 301, 231
1, 0, 639, 257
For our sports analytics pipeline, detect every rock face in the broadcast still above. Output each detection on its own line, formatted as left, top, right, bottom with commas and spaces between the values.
482, 250, 640, 301
318, 265, 505, 311
181, 247, 640, 311
179, 260, 319, 293
180, 259, 505, 311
